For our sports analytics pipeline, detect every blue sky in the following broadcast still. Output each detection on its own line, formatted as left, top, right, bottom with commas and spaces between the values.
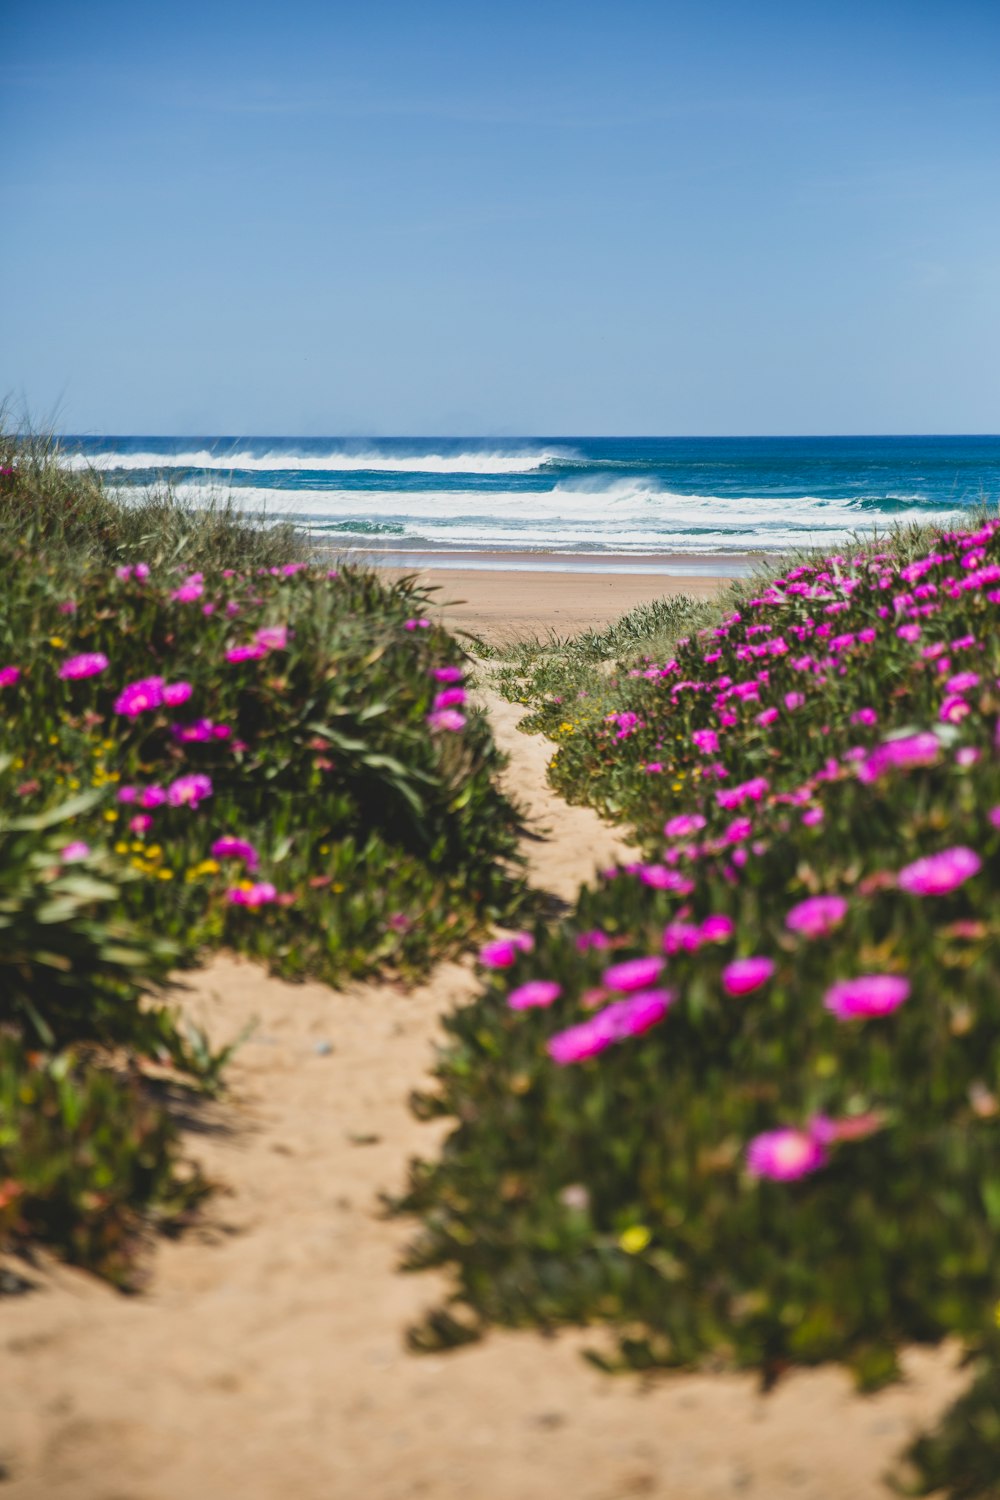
3, 0, 999, 434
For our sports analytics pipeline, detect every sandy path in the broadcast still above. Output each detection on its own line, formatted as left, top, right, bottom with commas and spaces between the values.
1, 688, 962, 1500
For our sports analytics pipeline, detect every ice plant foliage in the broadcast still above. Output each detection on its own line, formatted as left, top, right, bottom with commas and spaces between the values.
401, 514, 1000, 1497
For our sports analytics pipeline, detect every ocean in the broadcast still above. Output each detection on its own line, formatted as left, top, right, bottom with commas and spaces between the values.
61, 435, 1000, 572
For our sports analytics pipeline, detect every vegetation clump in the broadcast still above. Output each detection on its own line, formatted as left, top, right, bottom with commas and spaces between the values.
0, 432, 526, 1283
400, 515, 1000, 1498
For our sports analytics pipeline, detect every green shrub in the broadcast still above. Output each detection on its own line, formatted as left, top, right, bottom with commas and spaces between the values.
0, 1036, 208, 1288
399, 515, 1000, 1497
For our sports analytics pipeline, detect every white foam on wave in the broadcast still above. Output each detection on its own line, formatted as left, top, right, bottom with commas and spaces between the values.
61, 445, 566, 475
165, 480, 954, 554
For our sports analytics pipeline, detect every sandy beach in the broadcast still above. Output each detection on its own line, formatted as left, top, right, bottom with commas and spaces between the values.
376, 558, 740, 644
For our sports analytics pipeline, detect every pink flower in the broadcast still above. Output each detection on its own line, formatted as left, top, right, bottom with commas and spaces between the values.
58, 652, 109, 681
746, 1129, 826, 1182
255, 625, 289, 650
0, 666, 22, 688
134, 562, 150, 581
700, 914, 735, 943
479, 933, 534, 968
897, 846, 981, 897
211, 836, 260, 872
129, 814, 153, 834
663, 813, 706, 839
784, 692, 805, 710
167, 773, 213, 808
114, 676, 165, 716
139, 786, 167, 809
850, 707, 878, 726
433, 687, 467, 709
163, 681, 193, 707
638, 866, 694, 894
117, 786, 138, 804
802, 807, 824, 827
227, 881, 279, 908
756, 707, 779, 727
897, 623, 922, 642
938, 695, 971, 724
785, 894, 848, 939
574, 929, 611, 952
946, 672, 980, 693
824, 973, 910, 1020
59, 840, 90, 863
716, 776, 769, 811
722, 956, 774, 996
691, 729, 720, 755
508, 980, 562, 1010
404, 618, 431, 630
226, 643, 268, 663
857, 732, 939, 782
172, 718, 215, 743
547, 989, 675, 1065
990, 807, 1000, 831
171, 574, 205, 603
432, 666, 464, 683
426, 708, 466, 732
603, 956, 665, 993
662, 921, 702, 955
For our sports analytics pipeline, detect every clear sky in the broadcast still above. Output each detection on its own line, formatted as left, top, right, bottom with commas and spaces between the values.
3, 0, 999, 435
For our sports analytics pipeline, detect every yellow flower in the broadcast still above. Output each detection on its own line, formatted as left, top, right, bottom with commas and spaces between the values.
103, 809, 117, 823
156, 869, 173, 881
48, 636, 66, 648
332, 882, 345, 893
114, 841, 129, 854
995, 1300, 1000, 1329
618, 1225, 652, 1255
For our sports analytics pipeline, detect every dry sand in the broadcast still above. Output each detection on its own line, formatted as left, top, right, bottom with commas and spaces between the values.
0, 685, 964, 1500
386, 563, 735, 644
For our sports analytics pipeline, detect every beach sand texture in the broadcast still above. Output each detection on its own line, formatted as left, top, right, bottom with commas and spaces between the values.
390, 564, 735, 644
1, 678, 964, 1500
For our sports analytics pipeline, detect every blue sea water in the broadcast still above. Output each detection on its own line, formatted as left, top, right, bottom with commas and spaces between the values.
61, 435, 1000, 570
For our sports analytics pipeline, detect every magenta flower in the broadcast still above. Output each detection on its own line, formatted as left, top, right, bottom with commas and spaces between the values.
114, 676, 165, 716
850, 707, 878, 726
404, 618, 431, 631
139, 786, 167, 809
700, 914, 735, 943
575, 929, 611, 952
938, 695, 971, 725
824, 973, 910, 1020
785, 894, 848, 939
226, 881, 279, 908
129, 814, 153, 834
211, 836, 260, 872
479, 933, 534, 968
0, 666, 22, 688
58, 652, 109, 680
547, 1016, 616, 1065
226, 643, 268, 664
946, 671, 980, 694
547, 988, 674, 1065
990, 807, 1000, 831
255, 625, 289, 650
433, 687, 467, 711
691, 728, 720, 755
746, 1128, 826, 1182
117, 786, 138, 805
167, 773, 213, 808
432, 665, 464, 683
722, 956, 774, 996
603, 956, 665, 993
857, 732, 939, 783
59, 841, 91, 863
134, 562, 150, 581
163, 681, 193, 707
508, 979, 562, 1010
897, 846, 981, 897
638, 866, 694, 894
756, 707, 779, 727
171, 574, 205, 603
784, 692, 805, 710
663, 813, 706, 839
427, 708, 466, 732
172, 719, 214, 743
